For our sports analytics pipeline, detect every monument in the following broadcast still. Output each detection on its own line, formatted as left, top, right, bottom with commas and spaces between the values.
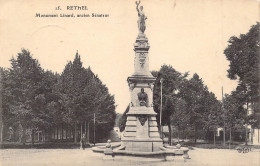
92, 1, 189, 161
120, 0, 163, 152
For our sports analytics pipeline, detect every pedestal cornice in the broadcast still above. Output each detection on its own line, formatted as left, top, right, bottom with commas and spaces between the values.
127, 75, 156, 84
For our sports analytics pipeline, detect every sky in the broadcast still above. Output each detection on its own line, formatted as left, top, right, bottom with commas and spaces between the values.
0, 0, 259, 113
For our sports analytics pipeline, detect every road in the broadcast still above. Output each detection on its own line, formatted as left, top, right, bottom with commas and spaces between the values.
0, 148, 259, 166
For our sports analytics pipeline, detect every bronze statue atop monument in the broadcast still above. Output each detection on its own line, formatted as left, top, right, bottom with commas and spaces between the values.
136, 1, 147, 34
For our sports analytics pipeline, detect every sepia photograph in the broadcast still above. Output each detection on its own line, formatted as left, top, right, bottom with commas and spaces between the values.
0, 0, 259, 165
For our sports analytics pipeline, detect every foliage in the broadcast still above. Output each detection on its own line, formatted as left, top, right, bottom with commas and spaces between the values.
224, 22, 260, 128
152, 65, 188, 125
58, 52, 116, 141
0, 49, 116, 143
119, 105, 129, 132
6, 49, 46, 130
223, 92, 246, 130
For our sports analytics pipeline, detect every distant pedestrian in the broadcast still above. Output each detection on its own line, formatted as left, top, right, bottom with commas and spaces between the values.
81, 134, 86, 150
7, 126, 14, 142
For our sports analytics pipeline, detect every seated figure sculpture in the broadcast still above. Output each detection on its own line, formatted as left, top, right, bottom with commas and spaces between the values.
137, 88, 148, 106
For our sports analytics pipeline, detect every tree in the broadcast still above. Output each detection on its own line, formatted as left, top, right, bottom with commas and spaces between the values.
6, 49, 46, 144
88, 75, 116, 141
60, 52, 116, 143
179, 73, 210, 143
0, 49, 116, 144
152, 65, 188, 145
204, 99, 222, 145
0, 68, 4, 143
60, 53, 90, 142
224, 22, 260, 129
1, 67, 19, 142
40, 71, 61, 140
170, 98, 190, 143
223, 92, 246, 147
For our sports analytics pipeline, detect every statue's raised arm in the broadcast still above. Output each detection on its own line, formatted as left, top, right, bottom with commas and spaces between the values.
136, 1, 141, 16
135, 1, 147, 34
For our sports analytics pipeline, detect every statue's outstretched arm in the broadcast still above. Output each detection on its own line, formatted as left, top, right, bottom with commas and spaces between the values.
136, 1, 140, 14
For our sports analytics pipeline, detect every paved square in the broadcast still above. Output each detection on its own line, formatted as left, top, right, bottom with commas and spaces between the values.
0, 148, 259, 166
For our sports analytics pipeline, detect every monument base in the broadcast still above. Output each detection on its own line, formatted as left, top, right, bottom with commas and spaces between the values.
92, 143, 190, 162
121, 106, 162, 152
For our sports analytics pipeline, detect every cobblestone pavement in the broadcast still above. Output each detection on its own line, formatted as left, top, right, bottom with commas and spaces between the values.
0, 148, 259, 166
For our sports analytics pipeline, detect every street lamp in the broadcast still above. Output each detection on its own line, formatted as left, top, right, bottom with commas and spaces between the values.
94, 112, 96, 146
160, 78, 163, 139
222, 86, 226, 145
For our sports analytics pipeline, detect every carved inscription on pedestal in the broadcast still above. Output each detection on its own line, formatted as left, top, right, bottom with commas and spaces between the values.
139, 53, 146, 68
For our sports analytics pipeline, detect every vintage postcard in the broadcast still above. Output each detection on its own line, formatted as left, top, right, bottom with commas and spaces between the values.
0, 0, 259, 165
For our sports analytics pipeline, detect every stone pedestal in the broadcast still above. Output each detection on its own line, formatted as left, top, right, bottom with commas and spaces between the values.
121, 33, 162, 152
